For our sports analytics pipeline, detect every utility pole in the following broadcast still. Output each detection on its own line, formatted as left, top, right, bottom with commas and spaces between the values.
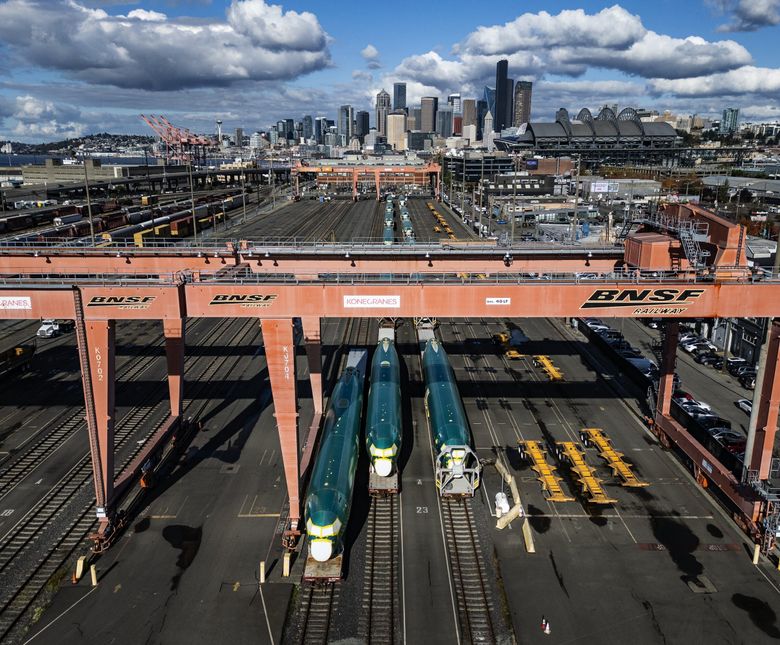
479, 155, 485, 235
571, 155, 581, 243
188, 161, 198, 244
271, 149, 275, 210
449, 154, 454, 206
511, 152, 518, 244
460, 155, 465, 218
82, 158, 95, 246
241, 167, 247, 225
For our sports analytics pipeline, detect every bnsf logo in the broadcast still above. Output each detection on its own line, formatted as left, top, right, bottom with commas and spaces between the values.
209, 294, 278, 307
87, 296, 156, 308
581, 288, 705, 309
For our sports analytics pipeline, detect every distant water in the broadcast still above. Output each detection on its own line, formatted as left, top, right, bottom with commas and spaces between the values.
0, 155, 241, 167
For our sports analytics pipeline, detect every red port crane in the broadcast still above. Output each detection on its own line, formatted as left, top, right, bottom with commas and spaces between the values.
140, 114, 215, 165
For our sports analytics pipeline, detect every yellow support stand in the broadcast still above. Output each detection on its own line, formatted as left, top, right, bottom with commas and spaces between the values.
555, 441, 617, 504
518, 440, 574, 502
580, 428, 649, 488
533, 355, 564, 381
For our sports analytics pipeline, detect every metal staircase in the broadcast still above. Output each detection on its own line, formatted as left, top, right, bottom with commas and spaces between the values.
635, 211, 711, 269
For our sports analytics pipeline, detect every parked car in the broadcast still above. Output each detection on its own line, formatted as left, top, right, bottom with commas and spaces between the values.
598, 329, 624, 342
739, 372, 757, 390
679, 399, 712, 412
721, 438, 747, 455
735, 398, 753, 414
582, 318, 605, 329
708, 427, 742, 439
694, 352, 720, 366
697, 415, 733, 430
726, 357, 747, 376
682, 340, 717, 354
735, 366, 756, 377
616, 347, 644, 359
678, 333, 701, 345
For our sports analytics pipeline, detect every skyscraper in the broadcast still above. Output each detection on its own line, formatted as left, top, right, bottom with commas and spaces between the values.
235, 127, 244, 146
393, 83, 407, 111
302, 115, 313, 141
276, 120, 286, 142
513, 82, 532, 126
436, 105, 453, 138
314, 117, 328, 144
421, 97, 438, 132
447, 93, 462, 114
355, 110, 370, 140
476, 100, 488, 140
462, 99, 477, 127
338, 105, 354, 146
505, 78, 514, 131
494, 59, 510, 131
284, 119, 295, 140
376, 89, 391, 136
720, 107, 740, 135
410, 106, 422, 130
386, 112, 407, 151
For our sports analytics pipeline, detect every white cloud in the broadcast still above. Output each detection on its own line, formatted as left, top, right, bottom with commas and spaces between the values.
361, 44, 379, 60
227, 0, 328, 52
716, 0, 780, 31
459, 7, 645, 54
389, 6, 752, 96
0, 0, 331, 90
650, 65, 780, 97
124, 8, 166, 21
352, 70, 373, 83
360, 44, 382, 70
11, 95, 85, 138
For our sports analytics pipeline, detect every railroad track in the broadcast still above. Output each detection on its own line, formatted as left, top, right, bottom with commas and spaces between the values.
0, 326, 178, 500
297, 583, 339, 645
441, 497, 495, 645
0, 317, 243, 641
360, 495, 400, 645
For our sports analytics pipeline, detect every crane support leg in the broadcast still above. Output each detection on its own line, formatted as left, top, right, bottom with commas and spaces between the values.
750, 319, 780, 479
299, 316, 324, 479
83, 320, 116, 525
261, 319, 301, 535
164, 319, 185, 418
301, 316, 322, 418
656, 320, 678, 417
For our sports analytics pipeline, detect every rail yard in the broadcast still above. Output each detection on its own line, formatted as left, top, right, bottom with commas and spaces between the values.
0, 187, 779, 645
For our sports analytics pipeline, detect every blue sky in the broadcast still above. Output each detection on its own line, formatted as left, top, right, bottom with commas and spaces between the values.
0, 0, 779, 141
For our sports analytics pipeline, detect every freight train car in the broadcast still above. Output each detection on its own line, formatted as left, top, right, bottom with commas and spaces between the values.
305, 352, 366, 566
366, 331, 402, 492
421, 336, 481, 495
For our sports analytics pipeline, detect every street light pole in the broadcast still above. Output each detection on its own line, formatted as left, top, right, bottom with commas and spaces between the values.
511, 152, 518, 244
241, 167, 247, 225
571, 154, 581, 243
83, 158, 95, 246
188, 161, 198, 244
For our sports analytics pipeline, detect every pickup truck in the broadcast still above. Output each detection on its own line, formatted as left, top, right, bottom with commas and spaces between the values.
36, 319, 74, 338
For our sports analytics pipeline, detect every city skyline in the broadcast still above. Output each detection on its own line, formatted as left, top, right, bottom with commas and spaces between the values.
1, 1, 780, 141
